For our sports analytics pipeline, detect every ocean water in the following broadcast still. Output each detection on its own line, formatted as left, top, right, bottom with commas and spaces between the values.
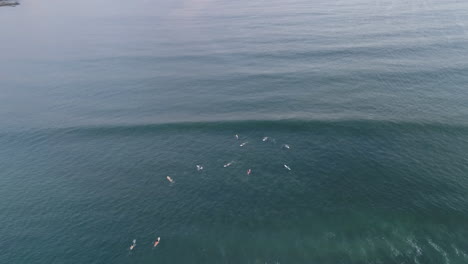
1, 0, 468, 263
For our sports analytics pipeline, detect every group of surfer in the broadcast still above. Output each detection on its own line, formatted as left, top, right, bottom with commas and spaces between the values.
130, 237, 160, 251
131, 134, 291, 251
165, 134, 292, 184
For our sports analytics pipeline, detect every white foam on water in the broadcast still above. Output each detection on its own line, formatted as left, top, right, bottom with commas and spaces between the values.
428, 239, 450, 264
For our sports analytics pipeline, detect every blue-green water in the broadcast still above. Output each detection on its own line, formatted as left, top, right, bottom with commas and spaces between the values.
1, 0, 468, 263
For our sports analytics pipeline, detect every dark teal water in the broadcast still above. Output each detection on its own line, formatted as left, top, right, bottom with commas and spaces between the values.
1, 0, 468, 263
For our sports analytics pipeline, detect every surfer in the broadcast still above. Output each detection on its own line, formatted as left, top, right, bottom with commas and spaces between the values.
235, 134, 239, 140
153, 237, 161, 247
283, 144, 290, 149
262, 137, 268, 142
247, 169, 252, 175
129, 239, 136, 250
166, 176, 174, 183
240, 142, 248, 147
196, 165, 203, 171
224, 161, 233, 168
284, 164, 291, 171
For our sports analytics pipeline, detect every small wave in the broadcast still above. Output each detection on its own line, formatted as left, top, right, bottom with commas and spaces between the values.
452, 244, 468, 260
60, 118, 468, 135
405, 237, 423, 264
428, 239, 450, 264
3, 118, 468, 139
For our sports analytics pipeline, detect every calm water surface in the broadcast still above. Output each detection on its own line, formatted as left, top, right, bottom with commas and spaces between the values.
1, 0, 468, 263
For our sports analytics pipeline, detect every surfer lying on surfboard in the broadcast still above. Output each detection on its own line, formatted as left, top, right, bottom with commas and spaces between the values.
129, 239, 136, 250
153, 237, 160, 247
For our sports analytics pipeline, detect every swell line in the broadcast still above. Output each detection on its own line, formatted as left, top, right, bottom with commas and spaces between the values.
34, 118, 468, 137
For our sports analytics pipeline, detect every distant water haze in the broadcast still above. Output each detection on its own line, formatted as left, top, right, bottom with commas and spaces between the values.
1, 0, 467, 130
